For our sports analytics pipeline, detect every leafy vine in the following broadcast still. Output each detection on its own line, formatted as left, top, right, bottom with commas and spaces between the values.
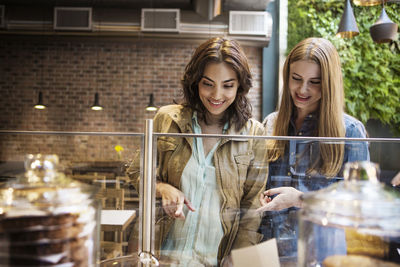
288, 0, 400, 135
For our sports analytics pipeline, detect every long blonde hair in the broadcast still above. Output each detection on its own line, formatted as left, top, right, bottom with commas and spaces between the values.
269, 38, 345, 177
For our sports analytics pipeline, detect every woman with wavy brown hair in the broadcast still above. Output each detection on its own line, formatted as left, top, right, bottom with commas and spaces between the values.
257, 37, 369, 258
181, 36, 253, 131
127, 37, 267, 266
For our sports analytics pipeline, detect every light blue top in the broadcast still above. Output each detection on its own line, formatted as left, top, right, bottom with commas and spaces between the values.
161, 112, 226, 267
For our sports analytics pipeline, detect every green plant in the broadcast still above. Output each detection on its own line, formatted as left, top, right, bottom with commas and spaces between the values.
288, 0, 400, 136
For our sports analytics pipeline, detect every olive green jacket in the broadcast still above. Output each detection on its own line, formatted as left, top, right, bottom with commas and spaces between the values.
127, 104, 268, 265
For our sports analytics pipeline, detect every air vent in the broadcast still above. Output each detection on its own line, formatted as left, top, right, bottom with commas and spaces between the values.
54, 7, 92, 31
0, 5, 4, 28
141, 9, 180, 32
229, 11, 272, 36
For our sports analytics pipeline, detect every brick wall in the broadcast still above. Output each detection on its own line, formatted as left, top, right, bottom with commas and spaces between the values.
0, 36, 263, 162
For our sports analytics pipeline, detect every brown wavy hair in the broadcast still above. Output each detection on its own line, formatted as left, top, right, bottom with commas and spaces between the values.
181, 37, 253, 131
269, 37, 345, 177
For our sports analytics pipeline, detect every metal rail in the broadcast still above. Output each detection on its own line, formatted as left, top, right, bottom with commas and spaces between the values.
1, 129, 399, 143
138, 120, 159, 266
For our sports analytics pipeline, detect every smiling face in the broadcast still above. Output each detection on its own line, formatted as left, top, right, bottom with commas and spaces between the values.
198, 62, 239, 121
289, 60, 322, 115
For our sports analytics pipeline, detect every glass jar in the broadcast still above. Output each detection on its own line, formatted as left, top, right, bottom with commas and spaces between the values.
0, 154, 100, 266
298, 161, 400, 267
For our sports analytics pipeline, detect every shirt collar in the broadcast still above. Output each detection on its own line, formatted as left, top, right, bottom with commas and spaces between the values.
289, 111, 319, 136
192, 111, 229, 134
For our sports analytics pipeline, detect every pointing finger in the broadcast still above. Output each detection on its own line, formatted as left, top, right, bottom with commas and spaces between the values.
184, 197, 196, 212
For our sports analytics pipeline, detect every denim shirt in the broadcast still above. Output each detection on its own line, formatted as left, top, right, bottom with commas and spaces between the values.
259, 112, 370, 259
264, 112, 370, 188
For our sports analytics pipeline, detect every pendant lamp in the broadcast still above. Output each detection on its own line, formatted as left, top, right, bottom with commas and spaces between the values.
145, 93, 157, 112
353, 0, 387, 6
34, 91, 46, 110
369, 2, 398, 44
91, 92, 103, 111
337, 0, 359, 38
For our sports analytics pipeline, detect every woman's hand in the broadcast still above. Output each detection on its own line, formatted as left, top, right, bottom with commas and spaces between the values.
256, 187, 303, 212
392, 172, 400, 187
156, 182, 195, 219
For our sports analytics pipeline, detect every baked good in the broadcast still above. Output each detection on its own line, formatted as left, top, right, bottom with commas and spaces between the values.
0, 155, 97, 266
323, 254, 400, 267
345, 228, 389, 258
0, 206, 95, 267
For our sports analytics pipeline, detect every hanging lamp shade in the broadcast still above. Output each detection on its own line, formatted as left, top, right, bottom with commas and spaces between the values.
337, 0, 359, 38
370, 7, 398, 44
145, 93, 157, 112
91, 93, 103, 111
34, 91, 46, 110
353, 0, 387, 6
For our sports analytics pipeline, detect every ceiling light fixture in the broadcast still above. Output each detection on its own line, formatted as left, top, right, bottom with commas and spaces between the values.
337, 0, 359, 38
34, 91, 46, 110
353, 0, 387, 6
91, 92, 103, 111
145, 93, 157, 112
369, 1, 398, 43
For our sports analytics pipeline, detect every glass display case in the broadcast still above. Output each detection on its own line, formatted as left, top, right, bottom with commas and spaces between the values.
298, 161, 400, 267
0, 131, 143, 265
0, 125, 399, 266
0, 154, 100, 266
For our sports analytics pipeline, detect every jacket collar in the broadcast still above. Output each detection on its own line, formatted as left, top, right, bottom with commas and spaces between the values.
225, 121, 249, 136
223, 120, 252, 143
168, 105, 194, 134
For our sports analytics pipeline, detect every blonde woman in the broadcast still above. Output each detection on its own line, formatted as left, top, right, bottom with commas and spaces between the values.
258, 37, 369, 258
